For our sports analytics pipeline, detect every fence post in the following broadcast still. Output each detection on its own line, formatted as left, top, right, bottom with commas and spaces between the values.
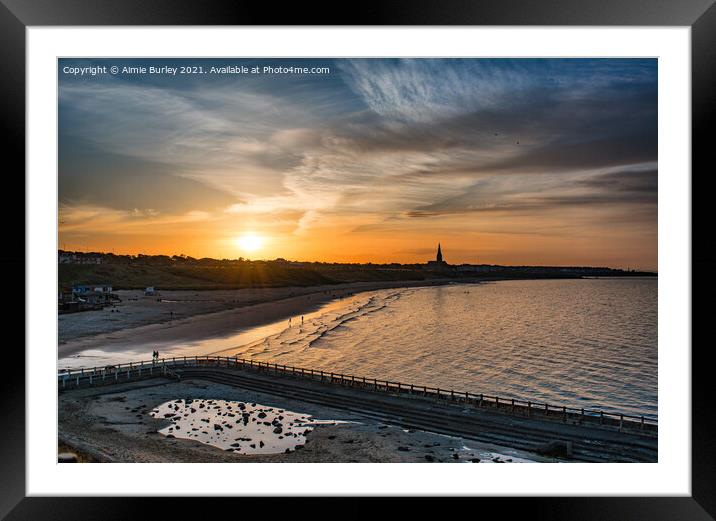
527, 401, 531, 417
563, 406, 567, 422
600, 411, 604, 425
619, 414, 624, 432
640, 416, 644, 430
479, 394, 483, 407
580, 408, 584, 423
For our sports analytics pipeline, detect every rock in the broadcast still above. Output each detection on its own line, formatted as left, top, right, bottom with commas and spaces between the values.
452, 453, 459, 460
58, 452, 78, 463
273, 427, 283, 434
257, 412, 267, 419
250, 444, 256, 448
469, 458, 481, 463
166, 434, 175, 438
231, 443, 241, 447
327, 435, 336, 440
397, 447, 410, 452
259, 441, 264, 448
213, 424, 223, 431
492, 458, 503, 463
424, 455, 435, 462
535, 440, 573, 459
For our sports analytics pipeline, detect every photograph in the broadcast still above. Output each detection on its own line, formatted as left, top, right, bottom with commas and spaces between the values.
55, 57, 658, 464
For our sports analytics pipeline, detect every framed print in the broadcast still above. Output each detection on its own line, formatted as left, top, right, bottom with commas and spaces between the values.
5, 0, 715, 518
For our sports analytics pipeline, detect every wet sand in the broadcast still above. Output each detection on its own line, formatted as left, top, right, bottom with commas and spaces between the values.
58, 279, 469, 360
58, 378, 547, 463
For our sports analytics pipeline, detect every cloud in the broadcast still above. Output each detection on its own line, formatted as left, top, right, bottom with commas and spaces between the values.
59, 136, 237, 214
58, 58, 658, 267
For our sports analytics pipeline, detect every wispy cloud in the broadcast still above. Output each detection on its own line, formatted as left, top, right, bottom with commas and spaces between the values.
58, 58, 658, 267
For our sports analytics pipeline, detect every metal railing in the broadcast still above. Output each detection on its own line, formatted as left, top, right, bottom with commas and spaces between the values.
58, 355, 657, 433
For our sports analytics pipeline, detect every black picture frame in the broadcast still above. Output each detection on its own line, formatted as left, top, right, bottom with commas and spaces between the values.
4, 0, 714, 518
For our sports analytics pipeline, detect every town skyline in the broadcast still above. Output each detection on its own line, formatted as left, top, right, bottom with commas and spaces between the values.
59, 58, 658, 271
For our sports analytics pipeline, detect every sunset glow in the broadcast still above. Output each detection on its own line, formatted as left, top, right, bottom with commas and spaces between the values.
235, 233, 265, 254
58, 58, 658, 270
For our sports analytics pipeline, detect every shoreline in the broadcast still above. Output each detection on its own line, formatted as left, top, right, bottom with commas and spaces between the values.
58, 278, 480, 361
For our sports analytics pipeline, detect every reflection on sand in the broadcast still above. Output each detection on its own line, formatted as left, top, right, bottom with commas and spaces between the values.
149, 398, 346, 455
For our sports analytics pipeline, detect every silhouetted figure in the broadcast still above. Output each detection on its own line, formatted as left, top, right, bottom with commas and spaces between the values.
301, 316, 304, 325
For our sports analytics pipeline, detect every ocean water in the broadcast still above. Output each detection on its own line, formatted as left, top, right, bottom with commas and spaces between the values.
232, 279, 657, 419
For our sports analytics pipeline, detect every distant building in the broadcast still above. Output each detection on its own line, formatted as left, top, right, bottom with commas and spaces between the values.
426, 243, 450, 269
145, 286, 157, 296
73, 284, 113, 295
59, 253, 103, 264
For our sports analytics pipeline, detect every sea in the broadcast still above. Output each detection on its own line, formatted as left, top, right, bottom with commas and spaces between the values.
60, 278, 658, 420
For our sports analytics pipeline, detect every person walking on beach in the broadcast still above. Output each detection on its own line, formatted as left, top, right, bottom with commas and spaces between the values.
288, 317, 292, 328
301, 316, 304, 325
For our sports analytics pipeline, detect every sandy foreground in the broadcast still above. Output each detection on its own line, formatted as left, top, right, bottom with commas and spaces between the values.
59, 378, 547, 463
58, 280, 467, 358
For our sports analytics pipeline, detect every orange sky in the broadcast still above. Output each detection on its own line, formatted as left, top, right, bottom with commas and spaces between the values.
59, 58, 658, 271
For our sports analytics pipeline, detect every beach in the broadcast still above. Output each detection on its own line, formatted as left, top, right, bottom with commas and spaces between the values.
59, 378, 546, 463
58, 279, 467, 362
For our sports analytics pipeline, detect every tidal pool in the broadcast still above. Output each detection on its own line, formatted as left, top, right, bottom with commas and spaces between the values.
150, 399, 342, 455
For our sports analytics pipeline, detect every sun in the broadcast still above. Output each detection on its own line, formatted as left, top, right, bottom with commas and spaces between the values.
235, 233, 265, 254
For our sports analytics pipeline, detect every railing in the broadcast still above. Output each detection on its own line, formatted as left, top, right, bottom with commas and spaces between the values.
58, 355, 657, 433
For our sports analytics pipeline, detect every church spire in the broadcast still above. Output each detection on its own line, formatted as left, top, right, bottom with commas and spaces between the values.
436, 243, 443, 263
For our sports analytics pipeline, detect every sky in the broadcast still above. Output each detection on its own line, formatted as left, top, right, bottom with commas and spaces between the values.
58, 58, 657, 270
